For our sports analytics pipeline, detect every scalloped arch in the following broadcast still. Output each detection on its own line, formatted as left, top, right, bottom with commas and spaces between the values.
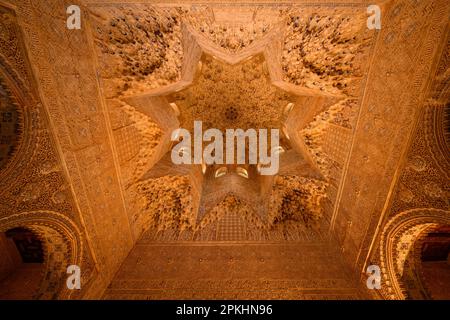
379, 208, 450, 299
0, 210, 83, 299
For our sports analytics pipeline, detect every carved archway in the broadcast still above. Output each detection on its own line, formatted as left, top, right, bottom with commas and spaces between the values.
0, 211, 83, 299
379, 208, 450, 299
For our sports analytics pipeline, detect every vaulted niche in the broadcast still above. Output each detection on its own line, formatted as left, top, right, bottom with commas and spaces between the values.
0, 227, 45, 299
419, 225, 450, 299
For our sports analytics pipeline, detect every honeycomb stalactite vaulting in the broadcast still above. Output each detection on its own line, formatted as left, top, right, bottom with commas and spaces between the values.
121, 26, 348, 237
198, 195, 265, 230
0, 0, 448, 301
282, 9, 373, 96
135, 176, 194, 232
186, 7, 288, 53
90, 3, 379, 241
120, 102, 163, 184
269, 176, 328, 230
94, 6, 184, 96
172, 54, 293, 133
301, 98, 358, 178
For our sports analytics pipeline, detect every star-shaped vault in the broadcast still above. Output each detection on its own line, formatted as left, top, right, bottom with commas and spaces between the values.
124, 21, 343, 224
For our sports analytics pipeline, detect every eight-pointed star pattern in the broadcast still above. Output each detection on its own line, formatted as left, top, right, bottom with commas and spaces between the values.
124, 22, 343, 224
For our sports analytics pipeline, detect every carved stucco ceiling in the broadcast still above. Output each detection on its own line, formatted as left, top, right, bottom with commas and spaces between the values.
92, 5, 373, 98
0, 0, 446, 300
124, 47, 338, 236
170, 54, 293, 133
90, 4, 376, 239
128, 60, 333, 237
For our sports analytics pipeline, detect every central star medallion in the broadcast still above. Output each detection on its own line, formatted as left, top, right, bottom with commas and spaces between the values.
124, 23, 342, 227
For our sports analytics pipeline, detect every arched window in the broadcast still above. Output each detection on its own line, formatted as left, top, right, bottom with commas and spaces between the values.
284, 102, 294, 116
201, 162, 207, 174
169, 102, 180, 116
215, 167, 227, 178
236, 167, 248, 179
